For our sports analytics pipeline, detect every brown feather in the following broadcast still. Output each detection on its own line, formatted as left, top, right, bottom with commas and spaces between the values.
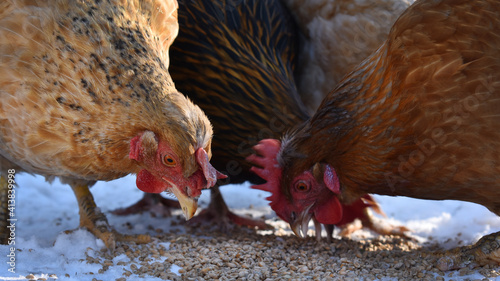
281, 0, 500, 215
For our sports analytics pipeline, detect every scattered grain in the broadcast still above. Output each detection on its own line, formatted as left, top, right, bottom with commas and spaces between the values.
46, 215, 496, 281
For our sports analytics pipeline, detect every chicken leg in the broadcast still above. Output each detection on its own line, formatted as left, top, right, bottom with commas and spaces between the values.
437, 232, 500, 271
189, 186, 272, 230
71, 184, 150, 249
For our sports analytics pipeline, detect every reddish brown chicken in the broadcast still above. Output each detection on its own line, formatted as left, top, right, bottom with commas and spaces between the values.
0, 0, 225, 248
249, 0, 500, 270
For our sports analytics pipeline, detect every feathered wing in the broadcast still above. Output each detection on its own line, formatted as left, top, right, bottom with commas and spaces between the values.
379, 0, 500, 212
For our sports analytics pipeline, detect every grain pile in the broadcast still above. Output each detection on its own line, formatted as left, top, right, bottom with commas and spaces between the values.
74, 214, 500, 281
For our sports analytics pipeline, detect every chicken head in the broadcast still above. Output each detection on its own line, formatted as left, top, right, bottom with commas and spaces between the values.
248, 139, 345, 237
130, 131, 226, 219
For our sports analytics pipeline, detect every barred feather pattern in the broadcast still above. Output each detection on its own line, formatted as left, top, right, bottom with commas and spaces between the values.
170, 0, 310, 184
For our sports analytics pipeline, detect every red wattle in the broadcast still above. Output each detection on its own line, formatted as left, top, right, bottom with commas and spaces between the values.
314, 196, 343, 225
335, 196, 373, 226
136, 169, 168, 193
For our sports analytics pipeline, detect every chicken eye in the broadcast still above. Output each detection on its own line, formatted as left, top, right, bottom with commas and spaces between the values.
162, 155, 177, 167
295, 181, 309, 192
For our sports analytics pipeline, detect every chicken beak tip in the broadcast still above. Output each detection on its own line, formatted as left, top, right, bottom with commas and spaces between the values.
290, 206, 314, 239
170, 187, 198, 220
180, 198, 197, 220
291, 222, 305, 238
181, 201, 197, 220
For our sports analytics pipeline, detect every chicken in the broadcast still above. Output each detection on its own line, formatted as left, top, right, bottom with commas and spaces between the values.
0, 0, 225, 249
249, 0, 500, 270
282, 0, 414, 111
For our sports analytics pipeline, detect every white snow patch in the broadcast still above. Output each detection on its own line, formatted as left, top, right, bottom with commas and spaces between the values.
170, 264, 183, 276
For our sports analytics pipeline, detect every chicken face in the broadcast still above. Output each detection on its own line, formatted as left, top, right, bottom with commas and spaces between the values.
286, 168, 344, 237
129, 131, 226, 219
248, 139, 343, 237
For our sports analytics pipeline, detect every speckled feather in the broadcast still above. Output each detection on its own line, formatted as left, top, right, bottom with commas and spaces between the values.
0, 0, 212, 182
281, 0, 500, 215
170, 0, 309, 184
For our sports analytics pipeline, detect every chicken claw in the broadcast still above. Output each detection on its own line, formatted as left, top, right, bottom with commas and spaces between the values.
189, 186, 272, 231
437, 231, 500, 271
344, 208, 411, 238
311, 208, 411, 243
71, 184, 151, 249
112, 193, 180, 217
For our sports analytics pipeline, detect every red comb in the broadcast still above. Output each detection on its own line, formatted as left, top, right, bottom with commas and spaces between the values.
246, 139, 283, 205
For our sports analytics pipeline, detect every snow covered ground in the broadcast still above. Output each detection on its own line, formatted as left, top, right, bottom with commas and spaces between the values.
1, 173, 500, 280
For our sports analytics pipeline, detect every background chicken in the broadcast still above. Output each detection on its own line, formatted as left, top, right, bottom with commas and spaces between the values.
0, 0, 225, 248
282, 0, 414, 111
250, 0, 500, 270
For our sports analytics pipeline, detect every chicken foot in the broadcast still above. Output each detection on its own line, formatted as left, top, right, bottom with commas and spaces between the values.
437, 231, 500, 271
341, 209, 411, 238
71, 184, 150, 249
189, 186, 272, 231
312, 208, 411, 242
112, 193, 180, 217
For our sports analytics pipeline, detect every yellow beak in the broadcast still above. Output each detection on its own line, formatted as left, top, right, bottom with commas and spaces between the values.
171, 187, 198, 220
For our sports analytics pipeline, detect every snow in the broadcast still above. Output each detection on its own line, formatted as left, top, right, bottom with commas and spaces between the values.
1, 173, 500, 280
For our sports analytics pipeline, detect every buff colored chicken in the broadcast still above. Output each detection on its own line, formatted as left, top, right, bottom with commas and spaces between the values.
0, 0, 225, 249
